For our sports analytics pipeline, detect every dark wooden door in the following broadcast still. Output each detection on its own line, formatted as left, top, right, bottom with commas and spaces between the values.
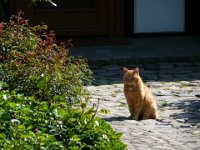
11, 0, 109, 36
10, 0, 125, 36
185, 0, 200, 34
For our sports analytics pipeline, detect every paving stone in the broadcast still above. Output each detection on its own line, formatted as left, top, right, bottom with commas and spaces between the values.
193, 63, 200, 67
157, 74, 174, 80
173, 63, 194, 67
159, 63, 174, 70
159, 67, 177, 74
174, 68, 193, 73
154, 90, 172, 96
143, 64, 160, 70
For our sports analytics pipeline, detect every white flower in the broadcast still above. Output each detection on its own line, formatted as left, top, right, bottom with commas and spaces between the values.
3, 94, 7, 100
102, 134, 108, 140
95, 120, 99, 126
58, 121, 62, 125
11, 119, 20, 125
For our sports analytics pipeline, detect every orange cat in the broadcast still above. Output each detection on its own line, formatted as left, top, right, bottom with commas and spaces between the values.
123, 67, 158, 120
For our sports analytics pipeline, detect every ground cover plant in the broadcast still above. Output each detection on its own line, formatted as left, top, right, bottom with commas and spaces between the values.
0, 12, 126, 149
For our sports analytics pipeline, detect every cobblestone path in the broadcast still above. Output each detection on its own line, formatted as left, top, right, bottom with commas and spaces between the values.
86, 62, 200, 150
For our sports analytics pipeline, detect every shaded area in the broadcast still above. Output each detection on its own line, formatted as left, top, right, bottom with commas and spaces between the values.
101, 116, 129, 122
71, 35, 200, 85
71, 35, 200, 65
90, 62, 200, 86
170, 99, 200, 124
72, 36, 131, 47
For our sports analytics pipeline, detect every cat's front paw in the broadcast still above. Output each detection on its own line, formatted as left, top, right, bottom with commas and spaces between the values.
128, 115, 132, 119
128, 115, 139, 121
142, 116, 149, 120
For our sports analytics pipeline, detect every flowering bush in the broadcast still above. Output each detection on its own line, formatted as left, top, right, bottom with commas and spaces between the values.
0, 12, 126, 149
0, 11, 93, 107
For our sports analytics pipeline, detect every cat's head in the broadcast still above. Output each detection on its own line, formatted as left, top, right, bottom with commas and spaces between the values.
123, 67, 140, 85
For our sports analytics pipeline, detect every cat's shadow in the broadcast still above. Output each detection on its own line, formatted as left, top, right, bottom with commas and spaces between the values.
101, 116, 159, 122
101, 116, 130, 122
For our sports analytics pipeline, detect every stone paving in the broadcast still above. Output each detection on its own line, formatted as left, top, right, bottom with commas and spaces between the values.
86, 62, 200, 150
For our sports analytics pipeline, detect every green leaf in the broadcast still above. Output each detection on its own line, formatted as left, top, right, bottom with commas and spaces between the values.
27, 125, 33, 130
23, 144, 32, 149
28, 131, 36, 138
0, 81, 9, 90
100, 109, 110, 115
85, 108, 94, 114
0, 133, 6, 139
36, 77, 45, 89
45, 74, 50, 83
8, 102, 16, 109
53, 95, 65, 101
46, 135, 56, 142
71, 134, 80, 142
18, 125, 26, 131
16, 94, 25, 102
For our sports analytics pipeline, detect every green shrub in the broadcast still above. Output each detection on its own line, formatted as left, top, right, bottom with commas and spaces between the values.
0, 12, 126, 149
0, 82, 126, 149
0, 11, 93, 107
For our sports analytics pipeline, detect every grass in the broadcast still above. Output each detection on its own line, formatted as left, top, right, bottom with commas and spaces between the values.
159, 99, 168, 107
180, 83, 189, 88
100, 109, 111, 114
118, 102, 127, 107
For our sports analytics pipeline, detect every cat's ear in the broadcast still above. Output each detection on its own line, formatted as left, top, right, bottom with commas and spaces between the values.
134, 67, 139, 75
123, 67, 128, 73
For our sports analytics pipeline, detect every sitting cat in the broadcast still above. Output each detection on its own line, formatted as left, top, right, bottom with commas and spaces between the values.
123, 67, 158, 120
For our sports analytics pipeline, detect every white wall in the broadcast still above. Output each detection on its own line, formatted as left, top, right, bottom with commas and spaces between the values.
134, 0, 185, 33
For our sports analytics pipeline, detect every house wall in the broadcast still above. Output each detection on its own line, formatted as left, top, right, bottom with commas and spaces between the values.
134, 0, 185, 33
